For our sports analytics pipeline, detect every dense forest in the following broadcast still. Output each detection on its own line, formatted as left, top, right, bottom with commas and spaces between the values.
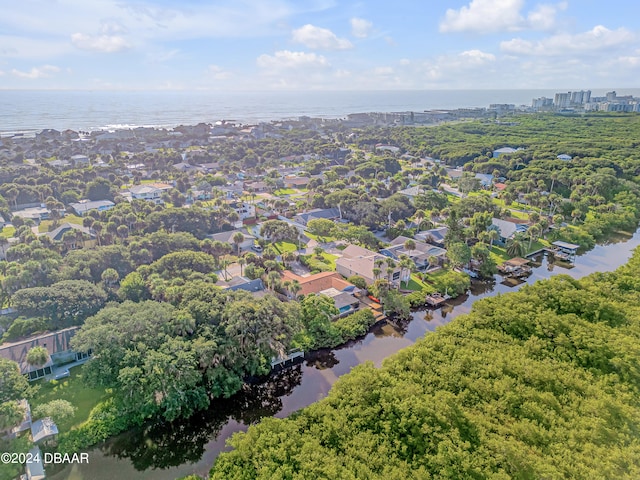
210, 248, 640, 479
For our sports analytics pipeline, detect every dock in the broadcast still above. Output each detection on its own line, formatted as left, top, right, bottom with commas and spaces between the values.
425, 293, 447, 308
271, 348, 304, 369
498, 257, 532, 278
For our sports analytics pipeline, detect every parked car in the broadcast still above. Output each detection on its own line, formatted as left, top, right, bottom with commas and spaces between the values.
252, 244, 263, 252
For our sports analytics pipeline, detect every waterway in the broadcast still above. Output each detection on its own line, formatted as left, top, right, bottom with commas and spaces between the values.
49, 230, 640, 480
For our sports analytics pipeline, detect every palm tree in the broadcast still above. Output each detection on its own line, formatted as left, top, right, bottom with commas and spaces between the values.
290, 280, 301, 299
238, 257, 246, 277
403, 239, 416, 256
92, 221, 103, 246
506, 234, 526, 258
232, 232, 245, 256
26, 346, 49, 369
527, 224, 541, 250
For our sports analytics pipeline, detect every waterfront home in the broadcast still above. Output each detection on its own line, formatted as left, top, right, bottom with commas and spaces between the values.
336, 245, 404, 286
281, 271, 360, 316
0, 327, 90, 381
383, 236, 447, 270
491, 218, 528, 244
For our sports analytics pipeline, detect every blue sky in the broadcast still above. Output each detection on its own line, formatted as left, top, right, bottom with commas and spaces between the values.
0, 0, 638, 90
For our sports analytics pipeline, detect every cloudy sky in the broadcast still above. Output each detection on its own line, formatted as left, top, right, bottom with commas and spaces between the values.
0, 0, 638, 90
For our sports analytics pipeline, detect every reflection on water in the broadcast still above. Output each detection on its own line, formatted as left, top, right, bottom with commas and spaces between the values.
53, 229, 640, 479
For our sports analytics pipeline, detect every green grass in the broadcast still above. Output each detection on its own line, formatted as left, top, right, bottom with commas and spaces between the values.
274, 188, 298, 196
489, 245, 511, 264
274, 241, 300, 254
316, 252, 338, 269
30, 366, 110, 432
403, 275, 429, 291
0, 226, 15, 238
304, 232, 337, 243
38, 214, 84, 233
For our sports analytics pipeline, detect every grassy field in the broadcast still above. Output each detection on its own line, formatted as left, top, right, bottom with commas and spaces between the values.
273, 188, 298, 196
0, 226, 15, 238
38, 214, 84, 233
30, 366, 110, 432
274, 241, 300, 254
403, 274, 430, 291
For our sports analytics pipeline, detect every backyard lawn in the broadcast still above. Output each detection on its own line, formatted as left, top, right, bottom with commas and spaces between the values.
403, 274, 430, 291
30, 366, 110, 432
274, 241, 300, 254
0, 226, 15, 238
38, 214, 84, 233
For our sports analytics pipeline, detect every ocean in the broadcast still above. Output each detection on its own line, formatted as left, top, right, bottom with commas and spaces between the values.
1, 88, 639, 135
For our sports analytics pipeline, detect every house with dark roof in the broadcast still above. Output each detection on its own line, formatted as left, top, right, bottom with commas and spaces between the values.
294, 208, 341, 226
0, 327, 90, 381
42, 223, 95, 246
416, 227, 448, 248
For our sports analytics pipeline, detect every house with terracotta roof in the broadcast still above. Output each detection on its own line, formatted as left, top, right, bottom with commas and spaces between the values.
281, 271, 360, 316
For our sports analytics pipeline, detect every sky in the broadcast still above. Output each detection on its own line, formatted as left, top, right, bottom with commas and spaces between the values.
0, 0, 639, 91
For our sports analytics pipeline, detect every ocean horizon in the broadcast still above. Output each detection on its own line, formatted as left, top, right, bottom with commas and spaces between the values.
2, 88, 639, 135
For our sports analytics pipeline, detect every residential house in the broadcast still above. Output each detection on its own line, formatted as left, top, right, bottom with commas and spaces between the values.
244, 181, 268, 193
491, 218, 529, 244
208, 229, 256, 251
42, 223, 95, 247
283, 176, 310, 189
31, 417, 58, 445
397, 185, 423, 202
382, 236, 447, 270
475, 173, 494, 188
281, 271, 359, 316
127, 183, 172, 204
229, 201, 256, 222
11, 206, 51, 224
226, 278, 266, 293
0, 327, 90, 381
294, 207, 341, 226
335, 245, 404, 286
70, 154, 90, 167
69, 199, 115, 216
416, 226, 448, 248
493, 147, 519, 158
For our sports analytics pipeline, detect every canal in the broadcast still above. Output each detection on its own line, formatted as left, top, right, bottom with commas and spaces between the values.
49, 230, 640, 480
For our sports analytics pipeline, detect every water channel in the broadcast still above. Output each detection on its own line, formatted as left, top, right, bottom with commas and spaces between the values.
50, 230, 640, 480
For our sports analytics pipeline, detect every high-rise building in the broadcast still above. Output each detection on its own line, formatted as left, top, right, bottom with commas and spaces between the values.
554, 93, 571, 108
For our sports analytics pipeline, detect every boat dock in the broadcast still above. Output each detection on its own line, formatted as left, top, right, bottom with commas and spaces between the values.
271, 348, 304, 370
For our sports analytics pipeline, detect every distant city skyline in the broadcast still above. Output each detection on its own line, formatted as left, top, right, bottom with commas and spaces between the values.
0, 0, 639, 91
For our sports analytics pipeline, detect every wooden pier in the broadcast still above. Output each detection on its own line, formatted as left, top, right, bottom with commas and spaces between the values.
425, 293, 447, 308
271, 348, 304, 370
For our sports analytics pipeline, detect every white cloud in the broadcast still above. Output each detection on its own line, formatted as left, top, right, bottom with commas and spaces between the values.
292, 24, 352, 50
350, 18, 373, 38
207, 64, 232, 80
440, 0, 566, 34
257, 50, 330, 70
501, 25, 636, 56
459, 49, 496, 63
11, 64, 60, 79
71, 33, 131, 53
440, 0, 525, 33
